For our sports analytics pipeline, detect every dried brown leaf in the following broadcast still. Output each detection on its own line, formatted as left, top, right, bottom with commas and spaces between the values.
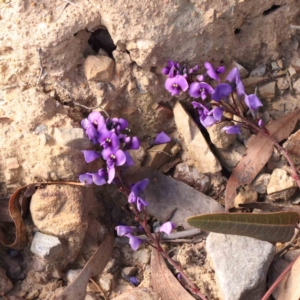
151, 249, 195, 300
225, 109, 300, 211
0, 181, 84, 250
54, 226, 115, 300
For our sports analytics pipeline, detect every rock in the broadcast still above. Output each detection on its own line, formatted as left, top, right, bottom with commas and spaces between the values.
128, 167, 224, 229
173, 102, 221, 173
85, 294, 99, 300
258, 82, 276, 100
277, 77, 289, 90
127, 147, 146, 174
215, 141, 246, 172
84, 55, 115, 82
25, 290, 40, 300
143, 141, 175, 170
232, 61, 249, 78
122, 267, 138, 277
242, 77, 264, 94
207, 121, 237, 150
206, 233, 275, 300
30, 232, 62, 259
267, 168, 298, 194
288, 66, 297, 79
99, 274, 113, 292
111, 287, 160, 300
290, 55, 300, 71
293, 78, 300, 94
272, 93, 299, 112
133, 248, 151, 265
53, 127, 93, 149
250, 65, 266, 77
30, 185, 90, 267
66, 269, 82, 283
251, 173, 271, 194
0, 268, 13, 294
271, 61, 280, 71
234, 188, 258, 208
283, 130, 300, 164
173, 163, 211, 194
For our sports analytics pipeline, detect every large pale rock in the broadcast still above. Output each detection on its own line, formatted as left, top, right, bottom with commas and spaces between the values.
30, 185, 90, 267
283, 129, 300, 164
293, 78, 300, 94
84, 55, 115, 82
258, 82, 276, 100
206, 233, 275, 300
173, 102, 221, 173
207, 121, 237, 150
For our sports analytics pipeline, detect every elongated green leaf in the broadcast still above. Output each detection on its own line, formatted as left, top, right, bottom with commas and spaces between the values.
186, 212, 299, 242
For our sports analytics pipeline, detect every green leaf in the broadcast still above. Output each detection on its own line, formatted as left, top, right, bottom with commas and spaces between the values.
186, 212, 299, 242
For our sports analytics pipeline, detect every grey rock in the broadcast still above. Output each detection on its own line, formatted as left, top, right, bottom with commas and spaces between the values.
251, 173, 271, 194
84, 55, 115, 82
0, 268, 13, 294
215, 141, 246, 172
66, 269, 82, 283
271, 61, 280, 71
53, 127, 93, 150
30, 232, 62, 259
206, 233, 275, 300
207, 121, 237, 150
173, 102, 221, 173
250, 65, 266, 77
258, 82, 276, 100
173, 163, 211, 194
128, 167, 224, 229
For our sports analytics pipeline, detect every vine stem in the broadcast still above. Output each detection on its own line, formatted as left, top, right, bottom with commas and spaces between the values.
115, 171, 207, 300
239, 116, 300, 188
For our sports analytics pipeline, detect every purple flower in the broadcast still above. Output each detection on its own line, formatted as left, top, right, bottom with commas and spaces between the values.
226, 67, 245, 96
189, 82, 214, 100
258, 119, 264, 127
79, 173, 93, 185
123, 136, 140, 150
188, 65, 199, 74
211, 83, 232, 102
204, 62, 225, 82
115, 225, 133, 236
196, 75, 204, 81
126, 234, 143, 251
81, 112, 105, 142
159, 222, 175, 235
165, 75, 189, 96
124, 151, 134, 166
107, 117, 128, 134
98, 128, 113, 148
162, 60, 178, 78
244, 94, 263, 112
136, 197, 149, 211
192, 102, 223, 127
222, 125, 241, 135
79, 170, 107, 186
101, 132, 120, 152
153, 132, 171, 144
128, 179, 149, 204
81, 150, 100, 163
102, 146, 126, 183
129, 277, 139, 286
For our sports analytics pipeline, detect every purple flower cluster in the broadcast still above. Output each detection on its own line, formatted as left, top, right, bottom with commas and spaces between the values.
79, 112, 140, 185
162, 61, 264, 134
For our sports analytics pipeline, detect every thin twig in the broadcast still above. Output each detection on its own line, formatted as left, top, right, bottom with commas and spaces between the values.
147, 149, 172, 157
89, 278, 107, 300
274, 229, 300, 259
261, 254, 300, 300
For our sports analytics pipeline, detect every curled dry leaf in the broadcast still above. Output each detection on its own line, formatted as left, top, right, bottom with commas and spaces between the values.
151, 249, 195, 300
186, 212, 299, 242
225, 109, 300, 211
0, 181, 84, 250
54, 226, 115, 300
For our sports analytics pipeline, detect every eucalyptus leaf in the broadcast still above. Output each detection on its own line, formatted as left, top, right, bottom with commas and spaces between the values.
187, 212, 299, 242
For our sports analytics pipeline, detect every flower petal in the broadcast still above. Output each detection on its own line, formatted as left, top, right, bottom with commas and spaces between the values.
115, 150, 126, 166
126, 234, 143, 251
211, 83, 232, 102
79, 173, 93, 185
189, 82, 202, 98
107, 167, 115, 184
222, 125, 241, 135
136, 197, 149, 211
82, 150, 100, 163
159, 222, 176, 235
154, 132, 171, 144
115, 225, 133, 236
124, 151, 134, 166
244, 94, 263, 111
131, 179, 149, 196
212, 107, 223, 121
